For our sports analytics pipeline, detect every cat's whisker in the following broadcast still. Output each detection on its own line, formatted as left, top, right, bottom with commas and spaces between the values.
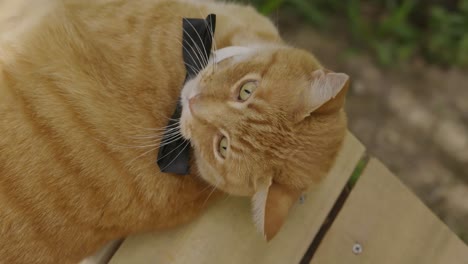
92, 137, 160, 150
131, 131, 180, 141
222, 193, 231, 203
190, 18, 212, 68
93, 127, 182, 149
160, 130, 182, 139
128, 126, 181, 139
120, 122, 183, 148
182, 20, 209, 67
158, 141, 190, 172
127, 130, 179, 140
123, 135, 184, 168
180, 33, 205, 71
112, 142, 161, 149
151, 111, 181, 122
195, 183, 215, 197
180, 37, 204, 74
166, 117, 181, 122
126, 133, 182, 147
192, 6, 217, 73
134, 134, 183, 147
133, 124, 180, 133
156, 139, 189, 163
202, 182, 219, 208
123, 118, 180, 132
181, 27, 208, 70
126, 146, 158, 168
184, 62, 199, 75
163, 9, 204, 72
121, 127, 180, 142
177, 38, 202, 74
196, 7, 217, 73
173, 35, 205, 75
158, 135, 186, 148
171, 33, 205, 75
127, 132, 180, 141
158, 132, 183, 142
130, 126, 180, 135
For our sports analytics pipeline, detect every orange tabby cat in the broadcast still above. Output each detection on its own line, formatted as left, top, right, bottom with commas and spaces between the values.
0, 0, 349, 263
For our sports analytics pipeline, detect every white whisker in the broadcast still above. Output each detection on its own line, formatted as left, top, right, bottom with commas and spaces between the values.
180, 41, 203, 73
128, 127, 181, 139
202, 183, 218, 207
158, 135, 185, 148
184, 62, 200, 74
124, 119, 180, 132
180, 36, 205, 74
126, 146, 158, 168
147, 121, 180, 129
182, 20, 209, 67
129, 132, 182, 146
157, 139, 189, 162
181, 27, 208, 69
159, 141, 191, 172
198, 9, 217, 73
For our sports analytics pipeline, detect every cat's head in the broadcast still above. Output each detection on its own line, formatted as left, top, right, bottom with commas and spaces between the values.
180, 45, 349, 240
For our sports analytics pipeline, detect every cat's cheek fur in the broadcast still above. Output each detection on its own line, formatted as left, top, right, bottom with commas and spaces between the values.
180, 107, 193, 140
194, 148, 256, 196
194, 150, 225, 186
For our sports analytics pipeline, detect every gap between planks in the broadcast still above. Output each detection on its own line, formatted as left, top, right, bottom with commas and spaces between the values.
108, 132, 365, 264
309, 158, 468, 264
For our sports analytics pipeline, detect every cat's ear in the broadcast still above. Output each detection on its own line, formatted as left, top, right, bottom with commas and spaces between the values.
251, 178, 302, 241
296, 69, 350, 121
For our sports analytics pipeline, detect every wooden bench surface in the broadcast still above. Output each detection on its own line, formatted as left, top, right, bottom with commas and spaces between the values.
108, 133, 363, 264
310, 158, 468, 264
98, 132, 467, 263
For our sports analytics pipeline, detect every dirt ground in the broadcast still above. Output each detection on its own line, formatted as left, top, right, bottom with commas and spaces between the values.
278, 14, 468, 242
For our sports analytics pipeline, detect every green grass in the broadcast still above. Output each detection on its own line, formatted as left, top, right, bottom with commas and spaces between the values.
347, 154, 369, 189
241, 0, 468, 68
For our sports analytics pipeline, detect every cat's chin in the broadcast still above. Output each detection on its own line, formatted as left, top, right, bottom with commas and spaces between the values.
179, 109, 192, 140
180, 76, 202, 140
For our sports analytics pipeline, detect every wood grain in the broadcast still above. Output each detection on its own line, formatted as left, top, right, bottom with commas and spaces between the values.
310, 158, 468, 264
109, 132, 365, 264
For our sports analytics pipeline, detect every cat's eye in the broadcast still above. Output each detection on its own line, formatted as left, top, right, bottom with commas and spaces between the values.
218, 136, 228, 159
238, 81, 257, 101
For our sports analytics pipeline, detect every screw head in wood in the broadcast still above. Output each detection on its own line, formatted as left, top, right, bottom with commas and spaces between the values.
352, 243, 363, 255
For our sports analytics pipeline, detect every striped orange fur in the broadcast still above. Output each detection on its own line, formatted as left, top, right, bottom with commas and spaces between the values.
0, 0, 348, 262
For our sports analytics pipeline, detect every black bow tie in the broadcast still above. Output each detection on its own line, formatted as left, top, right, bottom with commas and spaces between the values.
156, 14, 216, 175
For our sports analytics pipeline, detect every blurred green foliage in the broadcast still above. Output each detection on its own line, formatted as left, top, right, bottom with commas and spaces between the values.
241, 0, 468, 68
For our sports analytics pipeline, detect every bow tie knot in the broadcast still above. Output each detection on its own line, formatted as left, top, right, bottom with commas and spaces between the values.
156, 14, 216, 175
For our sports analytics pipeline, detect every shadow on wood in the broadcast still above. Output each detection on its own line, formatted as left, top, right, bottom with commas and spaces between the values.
96, 132, 467, 263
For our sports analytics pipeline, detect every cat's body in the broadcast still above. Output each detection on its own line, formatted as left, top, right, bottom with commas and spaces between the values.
0, 0, 348, 263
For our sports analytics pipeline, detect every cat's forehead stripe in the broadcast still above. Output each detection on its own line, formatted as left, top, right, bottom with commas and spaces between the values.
259, 51, 279, 77
212, 46, 252, 64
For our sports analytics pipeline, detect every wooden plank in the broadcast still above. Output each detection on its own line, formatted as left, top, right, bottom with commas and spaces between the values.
109, 132, 365, 264
310, 158, 468, 264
